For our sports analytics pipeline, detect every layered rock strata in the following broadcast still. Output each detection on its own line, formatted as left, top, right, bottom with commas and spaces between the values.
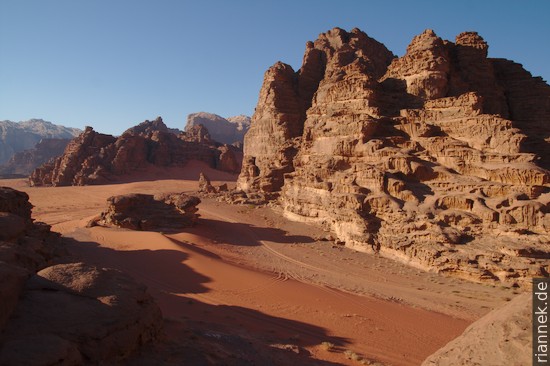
238, 28, 395, 199
90, 193, 201, 231
30, 117, 241, 186
237, 27, 550, 286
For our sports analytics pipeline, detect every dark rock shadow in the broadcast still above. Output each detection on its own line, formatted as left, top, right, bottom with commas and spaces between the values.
134, 294, 351, 366
62, 237, 211, 295
187, 218, 316, 247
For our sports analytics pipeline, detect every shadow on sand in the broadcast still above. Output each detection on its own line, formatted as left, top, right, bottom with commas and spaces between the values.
189, 217, 316, 247
63, 236, 348, 365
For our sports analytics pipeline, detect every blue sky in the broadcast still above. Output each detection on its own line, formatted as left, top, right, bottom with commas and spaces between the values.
1, 0, 549, 135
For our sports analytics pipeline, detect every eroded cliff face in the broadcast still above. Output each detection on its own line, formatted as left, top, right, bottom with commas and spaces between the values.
29, 117, 241, 186
238, 28, 395, 200
238, 28, 550, 286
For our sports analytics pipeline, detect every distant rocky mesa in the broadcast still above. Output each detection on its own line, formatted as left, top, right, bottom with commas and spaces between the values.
237, 27, 550, 287
0, 119, 81, 165
29, 117, 242, 186
185, 112, 251, 145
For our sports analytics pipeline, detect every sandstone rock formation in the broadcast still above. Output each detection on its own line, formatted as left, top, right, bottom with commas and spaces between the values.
237, 27, 550, 286
0, 187, 60, 287
29, 117, 241, 186
198, 172, 216, 193
227, 114, 252, 133
197, 172, 229, 195
186, 112, 251, 145
0, 187, 163, 364
91, 193, 201, 231
0, 263, 162, 365
0, 138, 71, 177
0, 119, 80, 164
422, 293, 531, 366
217, 144, 241, 173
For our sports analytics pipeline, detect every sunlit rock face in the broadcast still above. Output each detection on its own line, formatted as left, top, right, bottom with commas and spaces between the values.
238, 27, 550, 286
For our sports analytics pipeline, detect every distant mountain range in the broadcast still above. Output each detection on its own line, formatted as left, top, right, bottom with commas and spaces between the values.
0, 138, 73, 177
0, 116, 253, 178
0, 119, 81, 165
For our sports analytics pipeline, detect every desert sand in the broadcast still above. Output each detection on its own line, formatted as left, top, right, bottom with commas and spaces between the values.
1, 161, 520, 365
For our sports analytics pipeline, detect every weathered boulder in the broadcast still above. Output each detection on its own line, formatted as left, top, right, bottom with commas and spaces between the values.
0, 187, 33, 220
0, 263, 162, 364
92, 193, 201, 231
0, 187, 163, 364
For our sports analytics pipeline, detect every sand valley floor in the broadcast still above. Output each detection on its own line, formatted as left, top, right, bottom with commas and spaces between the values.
1, 167, 521, 365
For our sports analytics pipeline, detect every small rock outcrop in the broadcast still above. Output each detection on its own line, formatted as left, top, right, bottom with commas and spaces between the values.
237, 27, 550, 286
29, 117, 241, 186
0, 119, 81, 164
91, 193, 201, 231
197, 172, 229, 195
185, 112, 251, 145
0, 187, 163, 364
422, 293, 531, 366
0, 138, 71, 177
198, 172, 216, 193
